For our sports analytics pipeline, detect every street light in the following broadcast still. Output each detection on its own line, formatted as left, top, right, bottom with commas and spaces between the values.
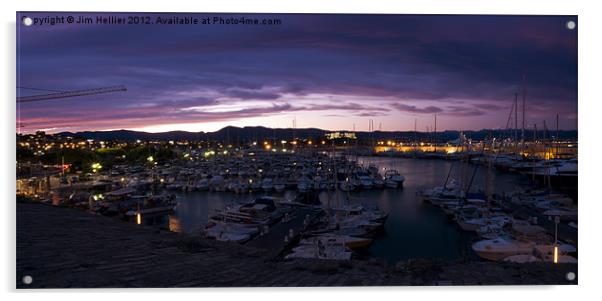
554, 216, 560, 263
136, 203, 142, 225
91, 162, 102, 173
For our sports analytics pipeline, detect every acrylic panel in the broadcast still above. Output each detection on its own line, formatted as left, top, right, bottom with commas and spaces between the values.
16, 12, 578, 288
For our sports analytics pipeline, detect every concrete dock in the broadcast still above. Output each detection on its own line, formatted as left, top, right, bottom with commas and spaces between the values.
16, 202, 577, 288
246, 207, 319, 258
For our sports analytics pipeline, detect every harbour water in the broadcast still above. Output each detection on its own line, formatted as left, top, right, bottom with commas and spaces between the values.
159, 156, 537, 263
351, 156, 534, 263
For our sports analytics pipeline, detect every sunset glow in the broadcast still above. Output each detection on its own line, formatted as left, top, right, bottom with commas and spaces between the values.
16, 13, 577, 133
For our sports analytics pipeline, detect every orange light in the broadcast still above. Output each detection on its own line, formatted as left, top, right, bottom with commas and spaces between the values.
136, 213, 142, 225
553, 245, 558, 264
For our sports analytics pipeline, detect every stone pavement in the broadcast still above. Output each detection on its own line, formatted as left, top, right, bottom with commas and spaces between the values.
16, 202, 577, 288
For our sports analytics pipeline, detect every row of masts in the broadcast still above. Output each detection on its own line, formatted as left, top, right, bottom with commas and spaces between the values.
211, 75, 566, 153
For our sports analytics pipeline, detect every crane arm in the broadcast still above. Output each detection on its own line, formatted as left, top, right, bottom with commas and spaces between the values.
17, 86, 126, 103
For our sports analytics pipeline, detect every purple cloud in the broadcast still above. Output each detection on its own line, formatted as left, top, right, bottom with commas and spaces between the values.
391, 103, 444, 114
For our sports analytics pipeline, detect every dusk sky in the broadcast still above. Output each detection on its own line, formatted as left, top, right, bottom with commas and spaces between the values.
16, 13, 577, 133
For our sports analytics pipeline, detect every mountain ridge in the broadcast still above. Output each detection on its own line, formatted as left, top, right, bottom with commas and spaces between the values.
44, 126, 578, 142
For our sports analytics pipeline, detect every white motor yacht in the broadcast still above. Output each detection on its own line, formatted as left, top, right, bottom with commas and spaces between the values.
261, 178, 274, 192
373, 178, 384, 188
472, 237, 535, 261
339, 181, 355, 191
209, 175, 225, 191
357, 175, 374, 189
476, 223, 505, 239
297, 177, 312, 193
195, 178, 209, 191
384, 170, 405, 187
273, 178, 286, 192
457, 215, 512, 232
384, 179, 398, 188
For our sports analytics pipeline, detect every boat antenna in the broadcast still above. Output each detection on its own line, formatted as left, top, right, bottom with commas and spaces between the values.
443, 162, 454, 189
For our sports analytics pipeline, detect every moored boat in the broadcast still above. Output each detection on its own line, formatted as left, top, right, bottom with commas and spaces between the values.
472, 237, 535, 261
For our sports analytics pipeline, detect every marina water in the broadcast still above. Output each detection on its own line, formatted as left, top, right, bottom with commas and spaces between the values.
163, 157, 537, 264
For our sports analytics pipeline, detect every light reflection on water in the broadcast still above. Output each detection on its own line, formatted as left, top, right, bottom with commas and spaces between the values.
163, 157, 534, 264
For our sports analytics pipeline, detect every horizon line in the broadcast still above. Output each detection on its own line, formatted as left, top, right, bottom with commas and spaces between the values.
17, 125, 579, 136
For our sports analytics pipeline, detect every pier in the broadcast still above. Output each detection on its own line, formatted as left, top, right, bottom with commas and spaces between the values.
246, 207, 321, 258
374, 141, 577, 160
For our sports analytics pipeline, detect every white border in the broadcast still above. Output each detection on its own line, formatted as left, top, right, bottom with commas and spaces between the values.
2, 0, 600, 300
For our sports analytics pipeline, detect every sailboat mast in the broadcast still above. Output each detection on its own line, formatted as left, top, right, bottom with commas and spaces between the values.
543, 120, 547, 140
434, 114, 437, 153
332, 139, 338, 208
533, 123, 537, 180
368, 119, 374, 149
443, 163, 453, 189
352, 123, 356, 148
466, 165, 479, 195
521, 74, 526, 144
414, 118, 418, 146
514, 93, 518, 153
543, 120, 548, 159
554, 113, 560, 159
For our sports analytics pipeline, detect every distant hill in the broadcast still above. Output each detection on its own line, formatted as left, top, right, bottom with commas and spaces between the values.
56, 129, 206, 141
54, 126, 578, 142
